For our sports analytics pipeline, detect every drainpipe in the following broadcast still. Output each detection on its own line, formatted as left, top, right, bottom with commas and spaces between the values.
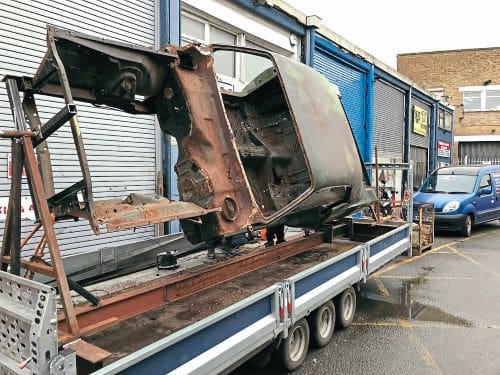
429, 100, 439, 173
304, 15, 320, 66
159, 0, 181, 234
404, 88, 412, 190
365, 64, 375, 163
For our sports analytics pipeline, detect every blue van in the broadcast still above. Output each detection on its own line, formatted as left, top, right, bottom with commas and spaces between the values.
413, 165, 500, 237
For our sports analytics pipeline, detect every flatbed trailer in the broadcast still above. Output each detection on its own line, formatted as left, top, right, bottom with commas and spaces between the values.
96, 221, 411, 374
0, 220, 410, 375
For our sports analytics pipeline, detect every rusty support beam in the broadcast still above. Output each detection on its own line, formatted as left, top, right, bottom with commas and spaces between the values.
23, 92, 56, 197
57, 233, 324, 339
20, 222, 42, 249
164, 233, 324, 302
9, 139, 23, 275
0, 129, 35, 138
1, 256, 55, 277
48, 35, 97, 234
22, 135, 80, 335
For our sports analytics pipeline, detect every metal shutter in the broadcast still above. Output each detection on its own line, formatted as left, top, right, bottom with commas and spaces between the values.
373, 79, 405, 161
411, 146, 428, 187
459, 141, 500, 164
410, 98, 430, 149
314, 48, 367, 158
0, 0, 157, 257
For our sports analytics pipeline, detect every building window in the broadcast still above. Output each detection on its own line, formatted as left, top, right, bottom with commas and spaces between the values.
181, 13, 293, 91
438, 110, 445, 128
181, 14, 237, 78
242, 40, 273, 83
444, 111, 453, 131
438, 109, 452, 131
460, 85, 500, 111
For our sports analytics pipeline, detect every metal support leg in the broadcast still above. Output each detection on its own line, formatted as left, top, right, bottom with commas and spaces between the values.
67, 277, 100, 306
9, 139, 23, 275
23, 135, 80, 335
48, 35, 97, 234
23, 92, 56, 197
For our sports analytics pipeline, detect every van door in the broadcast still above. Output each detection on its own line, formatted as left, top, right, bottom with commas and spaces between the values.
475, 173, 495, 222
492, 171, 500, 219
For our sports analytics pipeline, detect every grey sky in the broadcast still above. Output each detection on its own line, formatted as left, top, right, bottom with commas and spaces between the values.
285, 0, 500, 68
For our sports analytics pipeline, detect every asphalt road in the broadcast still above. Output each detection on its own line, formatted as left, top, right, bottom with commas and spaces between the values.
234, 221, 500, 375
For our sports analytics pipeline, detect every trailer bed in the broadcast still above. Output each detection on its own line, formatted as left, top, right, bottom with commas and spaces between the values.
87, 239, 358, 364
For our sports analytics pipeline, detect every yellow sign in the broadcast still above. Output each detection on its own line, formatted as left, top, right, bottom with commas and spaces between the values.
413, 105, 428, 136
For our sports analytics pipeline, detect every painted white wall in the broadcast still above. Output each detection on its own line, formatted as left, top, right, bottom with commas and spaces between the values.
182, 0, 300, 59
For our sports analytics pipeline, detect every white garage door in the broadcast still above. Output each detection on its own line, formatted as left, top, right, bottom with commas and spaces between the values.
0, 0, 158, 257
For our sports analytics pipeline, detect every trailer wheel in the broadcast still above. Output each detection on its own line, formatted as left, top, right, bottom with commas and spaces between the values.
278, 318, 309, 371
310, 301, 335, 347
335, 287, 356, 329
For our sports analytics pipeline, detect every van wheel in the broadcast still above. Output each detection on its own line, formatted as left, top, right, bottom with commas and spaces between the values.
277, 318, 309, 371
335, 287, 356, 329
310, 301, 335, 347
461, 214, 472, 237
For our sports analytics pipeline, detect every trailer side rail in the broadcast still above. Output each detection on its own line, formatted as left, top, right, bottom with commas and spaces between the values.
93, 285, 283, 375
286, 243, 368, 324
367, 223, 411, 274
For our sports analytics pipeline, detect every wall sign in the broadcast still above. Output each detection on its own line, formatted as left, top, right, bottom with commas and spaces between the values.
0, 196, 36, 221
437, 140, 451, 158
7, 153, 27, 179
413, 105, 428, 136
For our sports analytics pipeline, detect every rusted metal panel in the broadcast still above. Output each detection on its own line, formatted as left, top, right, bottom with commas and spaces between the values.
10, 26, 376, 245
94, 194, 220, 232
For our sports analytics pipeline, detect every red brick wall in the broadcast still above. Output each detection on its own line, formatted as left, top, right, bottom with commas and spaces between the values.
397, 48, 500, 158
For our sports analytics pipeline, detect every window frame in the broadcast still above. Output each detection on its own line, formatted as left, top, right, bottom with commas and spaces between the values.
181, 11, 294, 91
459, 85, 500, 112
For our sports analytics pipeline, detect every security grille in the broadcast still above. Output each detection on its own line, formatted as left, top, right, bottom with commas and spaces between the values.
314, 41, 367, 158
373, 79, 405, 161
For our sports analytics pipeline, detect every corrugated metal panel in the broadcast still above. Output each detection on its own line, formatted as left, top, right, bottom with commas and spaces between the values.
0, 0, 157, 257
314, 49, 367, 156
411, 146, 428, 187
373, 79, 405, 161
459, 141, 500, 163
410, 97, 430, 149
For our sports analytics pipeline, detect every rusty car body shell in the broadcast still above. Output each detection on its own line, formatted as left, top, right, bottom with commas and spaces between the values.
15, 26, 376, 243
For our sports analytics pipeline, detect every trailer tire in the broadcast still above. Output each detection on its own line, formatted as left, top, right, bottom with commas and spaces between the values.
310, 300, 335, 347
335, 287, 356, 330
278, 318, 309, 371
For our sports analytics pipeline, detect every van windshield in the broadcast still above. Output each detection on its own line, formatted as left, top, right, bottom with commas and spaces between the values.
420, 174, 477, 194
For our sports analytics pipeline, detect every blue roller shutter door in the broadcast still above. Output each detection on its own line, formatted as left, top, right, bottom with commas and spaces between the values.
314, 48, 367, 159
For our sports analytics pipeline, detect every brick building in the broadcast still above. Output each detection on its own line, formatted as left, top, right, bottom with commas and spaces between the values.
397, 47, 500, 164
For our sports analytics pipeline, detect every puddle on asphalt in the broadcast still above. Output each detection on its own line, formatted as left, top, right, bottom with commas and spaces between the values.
358, 277, 473, 327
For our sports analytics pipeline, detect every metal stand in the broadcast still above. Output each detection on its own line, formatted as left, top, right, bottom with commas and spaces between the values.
0, 78, 81, 336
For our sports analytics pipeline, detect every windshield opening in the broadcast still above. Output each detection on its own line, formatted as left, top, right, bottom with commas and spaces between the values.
420, 173, 477, 194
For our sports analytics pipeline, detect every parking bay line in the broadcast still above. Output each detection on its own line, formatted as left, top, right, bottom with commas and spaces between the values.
431, 251, 496, 255
446, 245, 500, 280
378, 275, 495, 280
370, 231, 492, 278
352, 321, 500, 330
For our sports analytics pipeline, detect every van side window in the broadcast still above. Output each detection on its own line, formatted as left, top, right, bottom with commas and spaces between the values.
479, 174, 492, 189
